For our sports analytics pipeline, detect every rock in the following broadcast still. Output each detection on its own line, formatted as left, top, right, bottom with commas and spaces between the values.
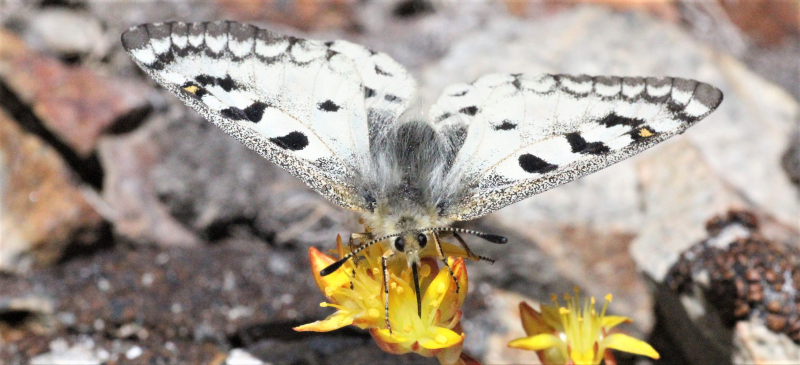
475, 289, 543, 365
659, 210, 800, 364
97, 116, 200, 247
782, 128, 800, 188
0, 241, 439, 363
24, 9, 108, 59
0, 28, 150, 158
29, 338, 102, 365
217, 0, 356, 32
734, 317, 800, 364
0, 109, 104, 272
631, 140, 750, 282
719, 0, 799, 47
246, 337, 435, 365
226, 349, 264, 365
0, 242, 330, 341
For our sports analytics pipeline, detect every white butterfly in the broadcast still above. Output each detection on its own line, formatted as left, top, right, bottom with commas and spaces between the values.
123, 21, 722, 327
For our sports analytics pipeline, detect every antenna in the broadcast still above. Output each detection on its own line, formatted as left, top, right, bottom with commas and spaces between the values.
319, 233, 403, 276
423, 227, 508, 244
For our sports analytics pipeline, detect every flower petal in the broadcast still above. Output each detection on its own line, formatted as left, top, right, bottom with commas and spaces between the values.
519, 302, 553, 336
430, 257, 468, 323
370, 328, 412, 355
508, 334, 562, 351
569, 347, 596, 365
417, 326, 464, 350
601, 333, 660, 359
308, 246, 349, 294
293, 310, 353, 332
540, 304, 563, 331
601, 315, 631, 330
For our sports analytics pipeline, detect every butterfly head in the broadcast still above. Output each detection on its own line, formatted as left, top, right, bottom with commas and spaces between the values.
391, 231, 429, 267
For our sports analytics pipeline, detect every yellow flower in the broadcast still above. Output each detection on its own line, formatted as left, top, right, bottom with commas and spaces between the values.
508, 288, 659, 365
295, 235, 469, 364
370, 256, 468, 362
294, 235, 387, 331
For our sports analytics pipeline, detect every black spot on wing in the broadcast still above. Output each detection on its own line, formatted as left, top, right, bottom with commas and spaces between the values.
565, 132, 587, 152
451, 90, 468, 97
375, 65, 392, 76
384, 94, 401, 102
598, 112, 644, 128
565, 132, 609, 155
519, 154, 558, 174
434, 112, 452, 123
220, 107, 247, 121
493, 120, 517, 131
364, 87, 376, 98
318, 100, 341, 112
181, 82, 208, 99
195, 74, 237, 92
512, 77, 522, 90
459, 106, 478, 116
243, 102, 269, 122
270, 131, 309, 151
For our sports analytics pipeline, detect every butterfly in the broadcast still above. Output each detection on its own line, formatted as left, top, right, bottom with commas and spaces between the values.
122, 20, 723, 330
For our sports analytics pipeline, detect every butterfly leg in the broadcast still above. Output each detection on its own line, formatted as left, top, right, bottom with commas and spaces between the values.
381, 248, 395, 334
349, 232, 371, 267
432, 232, 460, 294
453, 232, 495, 263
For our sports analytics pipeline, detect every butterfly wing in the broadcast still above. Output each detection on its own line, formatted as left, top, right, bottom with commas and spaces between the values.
122, 21, 416, 211
432, 73, 723, 220
323, 40, 417, 144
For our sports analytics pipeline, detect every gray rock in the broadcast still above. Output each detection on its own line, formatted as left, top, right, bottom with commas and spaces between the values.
29, 338, 102, 365
659, 210, 800, 364
782, 127, 800, 188
24, 9, 108, 59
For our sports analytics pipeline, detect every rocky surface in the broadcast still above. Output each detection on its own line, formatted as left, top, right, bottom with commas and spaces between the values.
0, 108, 105, 273
0, 29, 151, 159
0, 1, 798, 364
657, 210, 800, 364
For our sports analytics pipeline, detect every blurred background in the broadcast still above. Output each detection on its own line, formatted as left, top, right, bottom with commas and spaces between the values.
0, 0, 798, 364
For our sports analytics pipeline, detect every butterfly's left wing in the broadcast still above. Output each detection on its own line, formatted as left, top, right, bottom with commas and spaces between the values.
431, 73, 723, 220
121, 21, 416, 211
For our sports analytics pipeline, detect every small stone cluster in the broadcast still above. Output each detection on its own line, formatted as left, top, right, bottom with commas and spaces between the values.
666, 210, 800, 343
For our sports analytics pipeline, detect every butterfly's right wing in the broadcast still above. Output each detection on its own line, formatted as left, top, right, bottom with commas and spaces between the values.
122, 21, 416, 211
431, 73, 722, 220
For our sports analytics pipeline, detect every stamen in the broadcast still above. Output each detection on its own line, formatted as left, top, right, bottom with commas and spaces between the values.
420, 264, 431, 278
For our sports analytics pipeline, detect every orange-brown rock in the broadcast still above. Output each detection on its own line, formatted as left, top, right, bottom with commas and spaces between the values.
0, 109, 104, 272
0, 29, 148, 158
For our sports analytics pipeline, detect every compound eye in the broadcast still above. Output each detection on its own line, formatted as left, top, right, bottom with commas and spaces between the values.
394, 237, 405, 252
417, 233, 427, 248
